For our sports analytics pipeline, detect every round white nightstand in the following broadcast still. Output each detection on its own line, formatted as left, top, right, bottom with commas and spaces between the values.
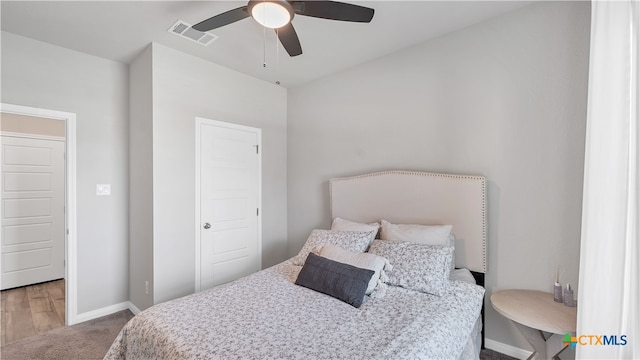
491, 289, 577, 360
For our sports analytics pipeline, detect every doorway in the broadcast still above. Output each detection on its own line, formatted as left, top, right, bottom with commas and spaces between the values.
0, 104, 78, 345
195, 118, 262, 292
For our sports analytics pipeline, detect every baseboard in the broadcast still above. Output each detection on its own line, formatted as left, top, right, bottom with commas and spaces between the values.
128, 302, 142, 315
73, 301, 131, 324
485, 338, 532, 360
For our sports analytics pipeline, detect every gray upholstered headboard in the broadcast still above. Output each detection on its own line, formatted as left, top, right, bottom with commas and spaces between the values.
329, 170, 487, 273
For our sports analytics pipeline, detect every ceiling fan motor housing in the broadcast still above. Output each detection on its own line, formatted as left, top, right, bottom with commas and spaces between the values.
247, 0, 295, 29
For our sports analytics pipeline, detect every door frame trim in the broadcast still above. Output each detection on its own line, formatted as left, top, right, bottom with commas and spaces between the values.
1, 103, 78, 325
0, 131, 66, 142
194, 117, 262, 292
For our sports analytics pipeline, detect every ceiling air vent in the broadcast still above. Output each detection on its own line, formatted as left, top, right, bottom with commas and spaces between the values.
168, 20, 218, 46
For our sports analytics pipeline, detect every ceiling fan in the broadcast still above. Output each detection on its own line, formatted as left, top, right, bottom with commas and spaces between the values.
192, 0, 375, 57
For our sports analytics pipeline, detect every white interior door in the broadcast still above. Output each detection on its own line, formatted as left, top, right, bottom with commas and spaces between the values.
197, 119, 261, 291
1, 135, 65, 290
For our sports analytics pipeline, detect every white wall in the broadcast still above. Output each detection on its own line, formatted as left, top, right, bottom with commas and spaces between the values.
1, 32, 130, 314
148, 43, 288, 304
287, 1, 589, 355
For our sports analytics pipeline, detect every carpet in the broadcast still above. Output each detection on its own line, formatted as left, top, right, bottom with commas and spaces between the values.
1, 309, 133, 360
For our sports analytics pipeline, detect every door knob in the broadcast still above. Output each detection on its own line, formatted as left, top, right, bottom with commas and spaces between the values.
203, 222, 211, 229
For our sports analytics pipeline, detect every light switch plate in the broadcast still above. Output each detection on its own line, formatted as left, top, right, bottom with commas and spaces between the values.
96, 184, 111, 196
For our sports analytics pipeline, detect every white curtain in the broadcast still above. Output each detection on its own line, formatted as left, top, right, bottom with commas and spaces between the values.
577, 1, 639, 359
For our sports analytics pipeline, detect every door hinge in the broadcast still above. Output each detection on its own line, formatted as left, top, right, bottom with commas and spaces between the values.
256, 208, 259, 216
254, 145, 259, 154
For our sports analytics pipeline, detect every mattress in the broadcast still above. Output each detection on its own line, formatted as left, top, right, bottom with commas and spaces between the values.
106, 260, 484, 360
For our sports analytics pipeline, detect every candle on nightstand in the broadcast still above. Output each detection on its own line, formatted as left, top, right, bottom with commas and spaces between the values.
563, 283, 575, 307
553, 266, 563, 303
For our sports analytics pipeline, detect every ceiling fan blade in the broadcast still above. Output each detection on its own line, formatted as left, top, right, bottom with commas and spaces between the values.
293, 1, 374, 23
192, 6, 250, 31
276, 23, 303, 57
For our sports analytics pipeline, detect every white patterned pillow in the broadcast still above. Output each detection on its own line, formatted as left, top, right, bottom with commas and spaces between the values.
380, 220, 456, 271
292, 229, 376, 266
367, 239, 454, 296
317, 244, 391, 296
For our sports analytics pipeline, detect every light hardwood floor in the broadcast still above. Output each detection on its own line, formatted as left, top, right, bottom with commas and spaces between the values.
1, 279, 65, 346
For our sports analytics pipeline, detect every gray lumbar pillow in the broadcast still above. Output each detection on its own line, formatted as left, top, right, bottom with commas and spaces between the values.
295, 253, 374, 308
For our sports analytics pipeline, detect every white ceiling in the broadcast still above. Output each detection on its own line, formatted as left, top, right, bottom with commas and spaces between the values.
1, 1, 532, 87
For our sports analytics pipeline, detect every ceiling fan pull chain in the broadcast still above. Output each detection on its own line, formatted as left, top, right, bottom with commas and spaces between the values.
276, 28, 280, 65
263, 24, 267, 68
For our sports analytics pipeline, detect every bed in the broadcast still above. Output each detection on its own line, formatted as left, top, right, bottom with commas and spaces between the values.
106, 170, 487, 360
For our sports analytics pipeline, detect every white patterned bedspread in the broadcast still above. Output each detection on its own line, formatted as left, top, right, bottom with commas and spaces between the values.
105, 260, 484, 360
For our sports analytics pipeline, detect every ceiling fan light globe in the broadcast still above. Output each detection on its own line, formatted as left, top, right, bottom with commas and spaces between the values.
250, 1, 292, 29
